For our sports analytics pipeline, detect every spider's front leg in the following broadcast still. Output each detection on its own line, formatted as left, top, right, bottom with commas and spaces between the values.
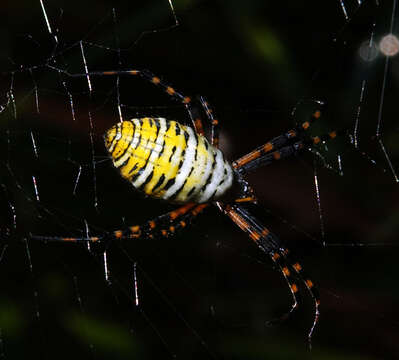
233, 109, 341, 174
219, 202, 320, 346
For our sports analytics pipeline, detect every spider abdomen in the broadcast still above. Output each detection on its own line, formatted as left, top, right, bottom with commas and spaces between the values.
104, 118, 234, 203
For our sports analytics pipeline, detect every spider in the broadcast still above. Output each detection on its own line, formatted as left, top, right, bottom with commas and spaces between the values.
31, 67, 339, 346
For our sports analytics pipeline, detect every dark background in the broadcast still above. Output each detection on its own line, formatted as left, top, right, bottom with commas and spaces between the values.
0, 0, 398, 359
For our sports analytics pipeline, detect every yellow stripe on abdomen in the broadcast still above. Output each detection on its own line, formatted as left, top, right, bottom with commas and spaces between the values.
104, 118, 234, 204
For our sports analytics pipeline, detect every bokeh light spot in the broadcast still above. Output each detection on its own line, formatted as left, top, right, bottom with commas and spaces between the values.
379, 34, 399, 57
359, 40, 379, 61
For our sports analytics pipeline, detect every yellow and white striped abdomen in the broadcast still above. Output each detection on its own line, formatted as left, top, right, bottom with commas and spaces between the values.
104, 118, 234, 203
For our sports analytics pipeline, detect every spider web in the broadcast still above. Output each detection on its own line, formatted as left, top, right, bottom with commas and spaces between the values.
0, 0, 398, 359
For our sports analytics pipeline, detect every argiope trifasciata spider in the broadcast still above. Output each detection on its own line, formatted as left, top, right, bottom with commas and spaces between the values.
31, 67, 340, 345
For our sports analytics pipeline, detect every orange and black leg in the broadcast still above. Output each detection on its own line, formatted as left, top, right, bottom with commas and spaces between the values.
127, 203, 209, 240
231, 109, 343, 175
221, 203, 320, 343
234, 130, 340, 175
267, 251, 301, 324
49, 66, 209, 134
51, 65, 226, 151
137, 70, 211, 138
198, 96, 220, 148
221, 205, 301, 313
30, 202, 209, 243
279, 248, 320, 347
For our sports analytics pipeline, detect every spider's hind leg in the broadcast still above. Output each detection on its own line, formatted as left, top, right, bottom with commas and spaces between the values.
198, 96, 220, 147
122, 202, 209, 240
52, 66, 209, 135
30, 203, 210, 245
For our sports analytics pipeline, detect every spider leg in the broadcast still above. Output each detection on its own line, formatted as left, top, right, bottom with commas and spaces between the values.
220, 205, 301, 322
235, 142, 306, 174
198, 96, 220, 148
29, 233, 102, 243
266, 251, 301, 325
220, 203, 319, 343
49, 66, 208, 134
234, 129, 342, 174
128, 203, 209, 240
30, 203, 209, 243
279, 248, 320, 349
233, 110, 323, 170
